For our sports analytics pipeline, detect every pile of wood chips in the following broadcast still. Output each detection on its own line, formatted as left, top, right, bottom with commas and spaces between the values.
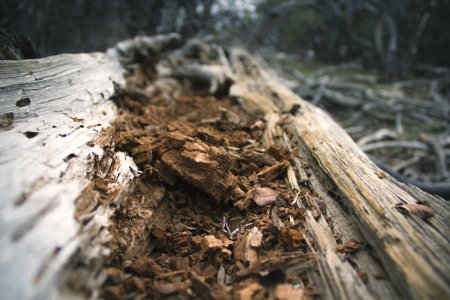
96, 67, 330, 300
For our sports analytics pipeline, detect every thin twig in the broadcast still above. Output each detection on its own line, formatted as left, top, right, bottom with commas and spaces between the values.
362, 140, 429, 152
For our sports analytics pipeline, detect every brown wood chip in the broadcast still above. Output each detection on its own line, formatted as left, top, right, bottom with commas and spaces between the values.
336, 239, 364, 253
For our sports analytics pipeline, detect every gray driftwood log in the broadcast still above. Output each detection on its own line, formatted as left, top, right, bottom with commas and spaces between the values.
0, 35, 449, 300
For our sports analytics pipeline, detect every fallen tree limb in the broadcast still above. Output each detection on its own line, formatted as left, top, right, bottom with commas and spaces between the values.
422, 135, 450, 180
310, 62, 362, 77
361, 140, 429, 152
357, 128, 398, 146
371, 157, 450, 199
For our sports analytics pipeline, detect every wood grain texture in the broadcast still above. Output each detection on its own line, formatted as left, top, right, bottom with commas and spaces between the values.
0, 53, 128, 300
228, 48, 450, 299
263, 111, 398, 299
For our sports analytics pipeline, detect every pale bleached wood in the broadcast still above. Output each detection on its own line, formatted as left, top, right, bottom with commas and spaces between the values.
0, 53, 135, 300
227, 48, 450, 299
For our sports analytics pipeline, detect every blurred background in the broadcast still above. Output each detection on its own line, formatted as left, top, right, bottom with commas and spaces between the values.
1, 0, 449, 79
1, 0, 449, 191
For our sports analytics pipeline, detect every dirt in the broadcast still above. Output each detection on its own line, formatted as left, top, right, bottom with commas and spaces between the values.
86, 69, 323, 299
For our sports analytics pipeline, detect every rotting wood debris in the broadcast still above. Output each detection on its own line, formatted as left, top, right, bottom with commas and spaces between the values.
95, 72, 321, 300
69, 36, 450, 300
75, 41, 334, 300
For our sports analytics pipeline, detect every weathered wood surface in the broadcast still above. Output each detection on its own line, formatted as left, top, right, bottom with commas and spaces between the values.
227, 48, 450, 299
261, 112, 398, 299
0, 53, 132, 299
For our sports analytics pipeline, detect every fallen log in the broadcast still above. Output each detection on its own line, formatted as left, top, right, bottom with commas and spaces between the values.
0, 35, 449, 300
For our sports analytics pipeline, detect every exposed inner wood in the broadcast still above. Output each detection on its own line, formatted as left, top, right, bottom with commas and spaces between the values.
91, 78, 323, 299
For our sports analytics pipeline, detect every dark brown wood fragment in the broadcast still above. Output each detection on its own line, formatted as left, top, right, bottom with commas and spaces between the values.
257, 160, 290, 183
336, 239, 364, 253
159, 137, 244, 203
131, 143, 153, 166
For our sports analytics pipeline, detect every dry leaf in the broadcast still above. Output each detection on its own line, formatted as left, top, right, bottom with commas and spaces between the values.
253, 187, 280, 206
395, 203, 434, 219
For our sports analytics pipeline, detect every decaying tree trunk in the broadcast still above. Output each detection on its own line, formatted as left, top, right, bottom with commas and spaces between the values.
0, 35, 448, 300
